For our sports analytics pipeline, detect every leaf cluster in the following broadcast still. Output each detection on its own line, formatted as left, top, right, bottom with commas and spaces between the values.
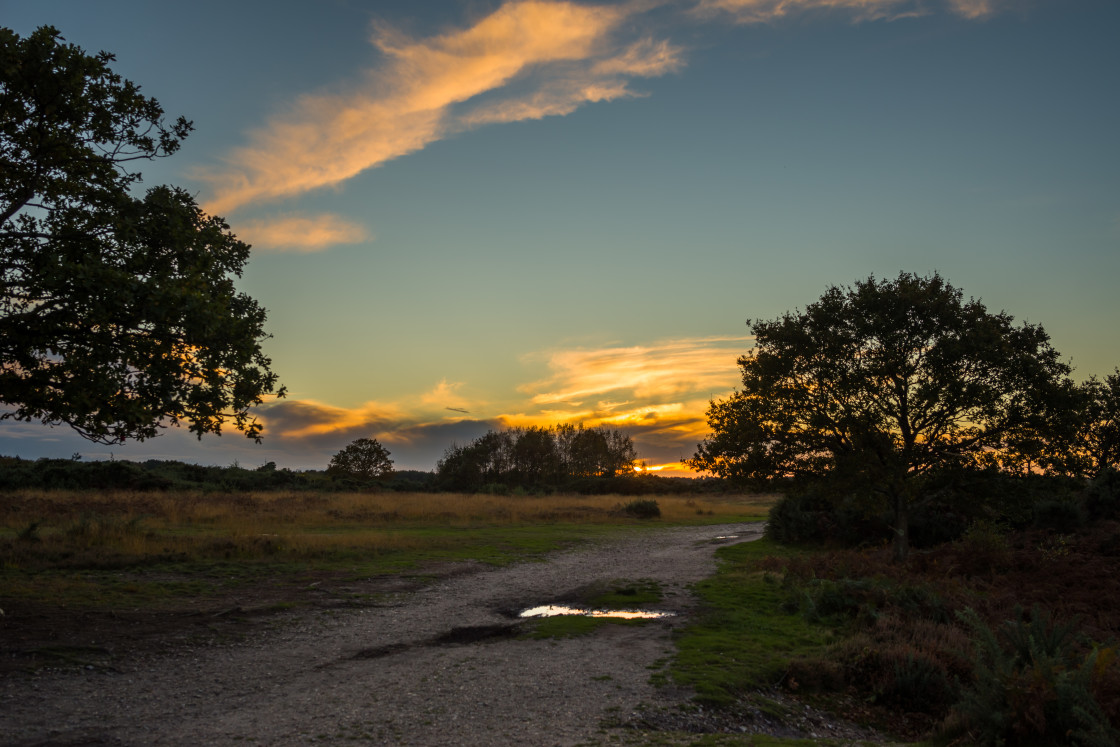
1, 26, 281, 444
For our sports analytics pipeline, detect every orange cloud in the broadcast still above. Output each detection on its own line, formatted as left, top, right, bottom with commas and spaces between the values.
259, 399, 409, 440
236, 214, 371, 253
519, 336, 751, 404
253, 335, 753, 473
200, 1, 681, 218
692, 0, 1004, 23
419, 378, 476, 414
496, 335, 752, 469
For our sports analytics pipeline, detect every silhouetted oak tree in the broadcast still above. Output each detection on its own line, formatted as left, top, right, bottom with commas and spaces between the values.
687, 272, 1072, 560
0, 27, 282, 444
328, 438, 394, 480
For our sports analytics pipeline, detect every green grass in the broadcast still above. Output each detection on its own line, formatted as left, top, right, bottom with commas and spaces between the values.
589, 578, 664, 608
669, 538, 834, 706
0, 491, 773, 614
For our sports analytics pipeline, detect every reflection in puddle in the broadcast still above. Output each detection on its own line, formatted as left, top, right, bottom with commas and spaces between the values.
519, 605, 674, 620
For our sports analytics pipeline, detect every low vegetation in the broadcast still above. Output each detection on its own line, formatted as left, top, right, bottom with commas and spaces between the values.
668, 513, 1120, 744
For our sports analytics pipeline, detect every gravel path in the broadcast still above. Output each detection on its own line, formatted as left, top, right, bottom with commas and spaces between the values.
2, 523, 765, 746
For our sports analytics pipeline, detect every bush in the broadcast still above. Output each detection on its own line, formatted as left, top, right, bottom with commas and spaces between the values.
766, 489, 893, 547
877, 653, 957, 711
787, 577, 948, 627
620, 499, 660, 519
1085, 469, 1120, 521
766, 491, 835, 544
1033, 498, 1088, 532
954, 520, 1013, 575
908, 502, 968, 547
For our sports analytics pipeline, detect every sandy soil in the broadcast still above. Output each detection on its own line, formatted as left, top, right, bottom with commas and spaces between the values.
1, 523, 780, 746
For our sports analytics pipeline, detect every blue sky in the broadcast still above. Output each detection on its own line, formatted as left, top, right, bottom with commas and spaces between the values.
2, 0, 1118, 472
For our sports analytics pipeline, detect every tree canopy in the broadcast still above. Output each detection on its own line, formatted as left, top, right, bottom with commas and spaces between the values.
687, 272, 1073, 560
1058, 371, 1120, 479
327, 438, 394, 481
0, 26, 281, 444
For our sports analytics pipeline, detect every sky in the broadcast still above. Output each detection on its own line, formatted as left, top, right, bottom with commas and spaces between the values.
2, 0, 1118, 474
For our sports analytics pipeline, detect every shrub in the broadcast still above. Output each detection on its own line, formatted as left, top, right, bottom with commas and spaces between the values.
1085, 469, 1120, 521
955, 520, 1013, 575
620, 499, 660, 519
787, 577, 874, 624
1033, 498, 1088, 532
908, 502, 968, 547
766, 491, 834, 544
876, 653, 957, 711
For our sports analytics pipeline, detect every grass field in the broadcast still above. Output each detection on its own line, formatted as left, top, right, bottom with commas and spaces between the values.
0, 490, 773, 610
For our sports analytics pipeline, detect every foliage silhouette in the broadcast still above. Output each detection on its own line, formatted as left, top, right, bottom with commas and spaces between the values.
0, 26, 281, 444
436, 424, 637, 492
688, 272, 1073, 560
327, 438, 394, 481
1053, 371, 1120, 479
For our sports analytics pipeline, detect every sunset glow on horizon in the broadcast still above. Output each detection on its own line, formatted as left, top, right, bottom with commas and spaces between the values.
3, 0, 1116, 474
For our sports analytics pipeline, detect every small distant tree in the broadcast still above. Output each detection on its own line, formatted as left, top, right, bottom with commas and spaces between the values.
688, 272, 1073, 561
327, 438, 393, 481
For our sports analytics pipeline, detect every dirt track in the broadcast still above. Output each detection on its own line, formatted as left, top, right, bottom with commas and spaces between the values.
2, 523, 765, 746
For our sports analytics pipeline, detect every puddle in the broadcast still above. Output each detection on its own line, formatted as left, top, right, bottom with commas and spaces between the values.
519, 604, 674, 620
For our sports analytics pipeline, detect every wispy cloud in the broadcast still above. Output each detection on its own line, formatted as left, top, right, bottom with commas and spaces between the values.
200, 1, 682, 226
945, 0, 1002, 20
692, 0, 1003, 23
518, 336, 751, 405
258, 399, 412, 441
419, 378, 475, 414
236, 214, 371, 253
499, 335, 752, 465
246, 335, 751, 471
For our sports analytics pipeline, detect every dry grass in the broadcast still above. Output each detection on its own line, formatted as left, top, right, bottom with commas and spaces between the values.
0, 489, 774, 571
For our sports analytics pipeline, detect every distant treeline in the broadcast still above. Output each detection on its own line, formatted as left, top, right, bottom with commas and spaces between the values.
0, 450, 722, 495
0, 455, 427, 493
435, 424, 643, 493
